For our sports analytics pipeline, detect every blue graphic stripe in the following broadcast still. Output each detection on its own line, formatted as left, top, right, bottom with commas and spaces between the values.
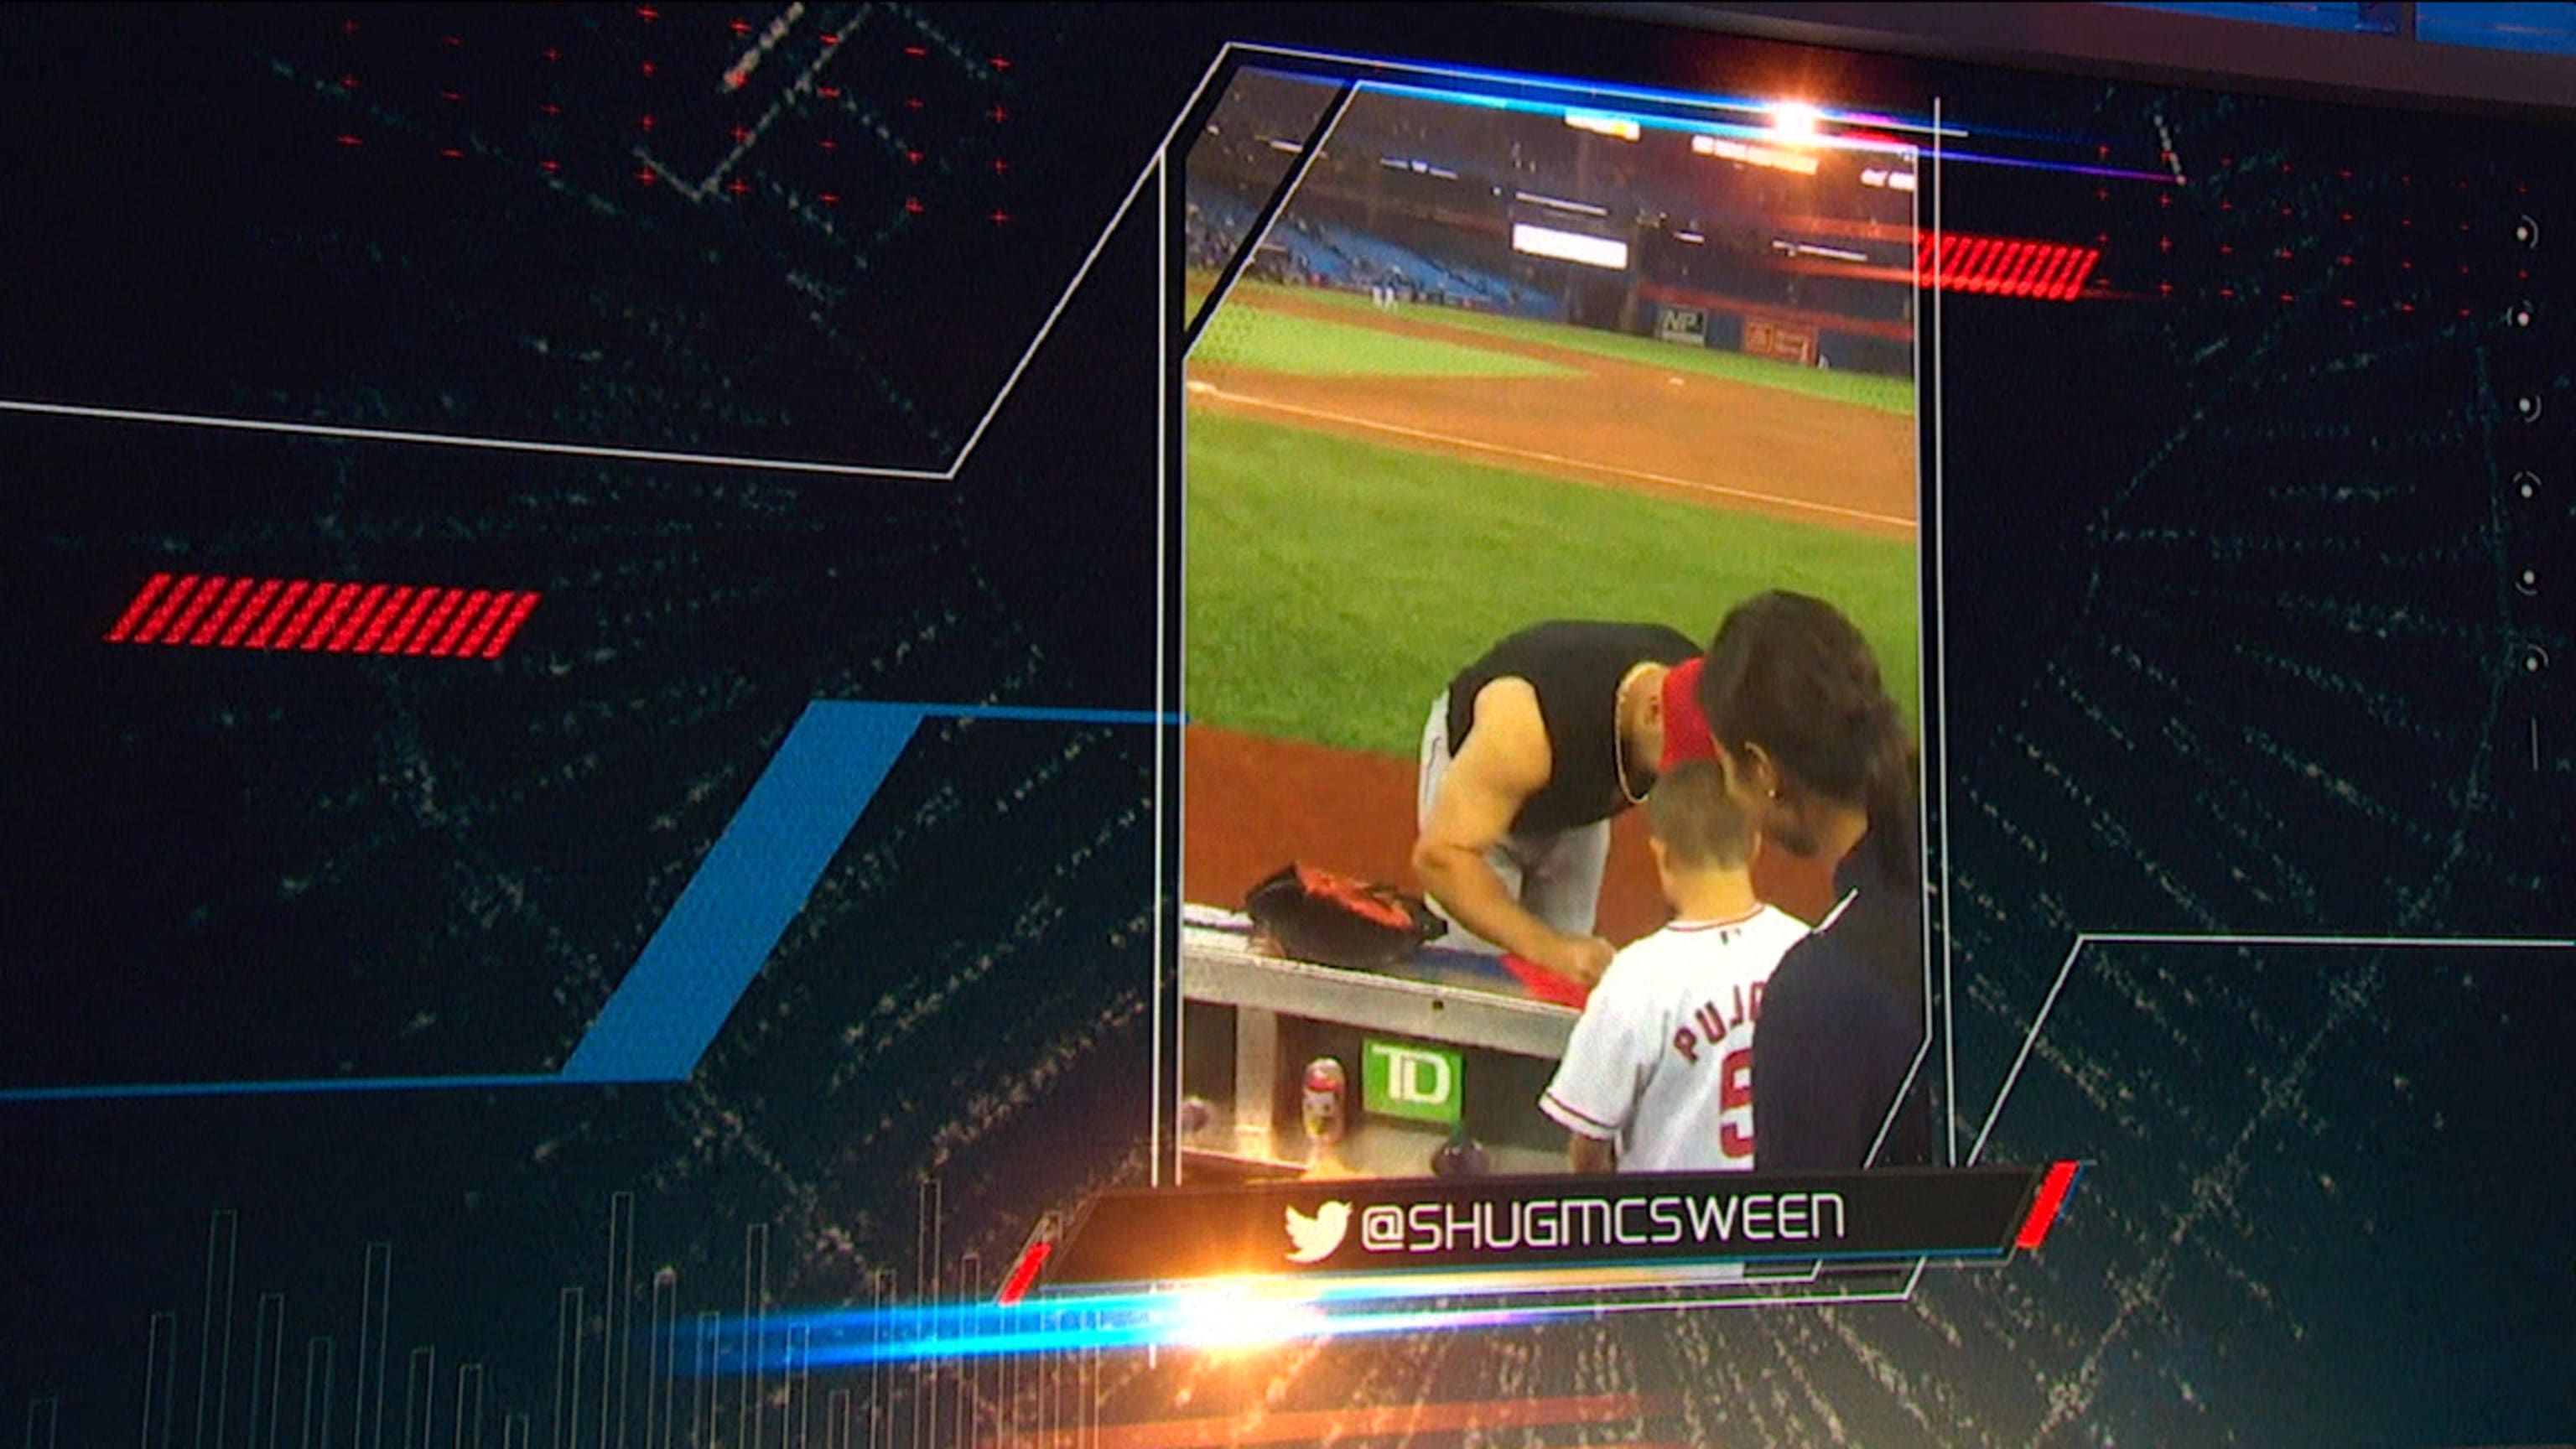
558, 702, 922, 1083
3, 698, 1174, 1104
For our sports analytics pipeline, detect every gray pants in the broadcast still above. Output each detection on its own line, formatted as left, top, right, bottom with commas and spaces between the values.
1415, 694, 1611, 953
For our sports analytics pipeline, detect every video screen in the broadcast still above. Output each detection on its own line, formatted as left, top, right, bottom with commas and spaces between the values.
2, 3, 2568, 1446
1174, 65, 1932, 1210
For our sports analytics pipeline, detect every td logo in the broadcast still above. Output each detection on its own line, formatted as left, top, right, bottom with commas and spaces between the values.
1363, 1038, 1462, 1126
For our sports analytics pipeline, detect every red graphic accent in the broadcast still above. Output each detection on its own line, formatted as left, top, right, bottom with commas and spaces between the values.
478, 592, 543, 658
404, 590, 467, 656
326, 584, 392, 652
103, 577, 541, 659
382, 588, 445, 654
164, 574, 228, 643
219, 579, 285, 647
354, 586, 413, 653
324, 584, 384, 650
136, 574, 205, 641
995, 1242, 1051, 1306
247, 579, 314, 648
104, 573, 179, 642
1914, 234, 2101, 302
2014, 1161, 2083, 1250
450, 592, 517, 657
287, 582, 353, 651
427, 590, 492, 657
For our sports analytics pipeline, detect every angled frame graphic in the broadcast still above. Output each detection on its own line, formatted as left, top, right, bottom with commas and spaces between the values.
1965, 931, 2576, 1166
0, 701, 1173, 1104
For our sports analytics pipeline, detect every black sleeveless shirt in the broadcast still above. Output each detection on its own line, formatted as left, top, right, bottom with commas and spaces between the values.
1445, 621, 1698, 834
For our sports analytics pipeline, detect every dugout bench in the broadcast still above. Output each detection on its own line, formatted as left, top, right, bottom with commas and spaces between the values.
1177, 905, 1581, 1182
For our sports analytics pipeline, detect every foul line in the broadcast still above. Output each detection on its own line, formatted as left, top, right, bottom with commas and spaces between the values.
1187, 383, 1916, 529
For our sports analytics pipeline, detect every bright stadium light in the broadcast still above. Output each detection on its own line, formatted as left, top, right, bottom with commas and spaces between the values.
1768, 101, 1821, 143
1690, 133, 1821, 176
1511, 222, 1630, 269
1564, 110, 1643, 141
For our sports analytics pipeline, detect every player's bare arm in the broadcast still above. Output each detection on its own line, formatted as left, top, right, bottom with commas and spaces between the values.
1567, 1132, 1617, 1175
1412, 678, 1617, 983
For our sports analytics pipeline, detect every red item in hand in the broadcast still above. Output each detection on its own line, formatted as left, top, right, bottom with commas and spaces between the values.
1502, 953, 1593, 1009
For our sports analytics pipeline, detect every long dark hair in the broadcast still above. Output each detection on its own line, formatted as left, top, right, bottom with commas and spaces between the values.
1697, 591, 1919, 890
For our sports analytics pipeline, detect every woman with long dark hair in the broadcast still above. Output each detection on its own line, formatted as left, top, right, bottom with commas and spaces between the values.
1696, 591, 1932, 1170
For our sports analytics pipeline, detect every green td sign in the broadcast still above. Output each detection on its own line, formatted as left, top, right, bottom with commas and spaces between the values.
1362, 1037, 1462, 1127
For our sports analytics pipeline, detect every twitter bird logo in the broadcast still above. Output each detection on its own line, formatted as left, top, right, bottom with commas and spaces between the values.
1283, 1201, 1352, 1264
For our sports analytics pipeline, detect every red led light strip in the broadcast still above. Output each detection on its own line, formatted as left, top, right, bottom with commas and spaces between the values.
105, 574, 541, 658
1916, 234, 2101, 302
995, 1241, 1052, 1307
2014, 1161, 2085, 1251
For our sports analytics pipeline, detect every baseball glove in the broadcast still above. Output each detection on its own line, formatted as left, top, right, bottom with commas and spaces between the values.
1242, 862, 1445, 972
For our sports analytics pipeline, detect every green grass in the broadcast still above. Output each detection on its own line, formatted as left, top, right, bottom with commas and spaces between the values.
1213, 279, 1915, 416
1191, 303, 1579, 379
1186, 411, 1919, 757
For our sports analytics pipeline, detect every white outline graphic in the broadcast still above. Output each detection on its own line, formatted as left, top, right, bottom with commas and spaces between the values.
1966, 932, 2576, 1166
1163, 46, 1950, 1313
0, 49, 1241, 487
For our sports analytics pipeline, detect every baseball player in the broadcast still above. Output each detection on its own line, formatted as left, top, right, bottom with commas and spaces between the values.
1538, 761, 1810, 1174
1413, 621, 1698, 987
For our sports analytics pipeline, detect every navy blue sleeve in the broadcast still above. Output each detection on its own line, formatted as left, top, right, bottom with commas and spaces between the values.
1753, 937, 1920, 1171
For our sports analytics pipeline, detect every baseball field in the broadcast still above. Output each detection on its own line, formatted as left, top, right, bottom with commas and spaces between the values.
1182, 278, 1919, 939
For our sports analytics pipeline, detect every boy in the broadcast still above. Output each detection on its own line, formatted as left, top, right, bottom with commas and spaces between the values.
1537, 761, 1810, 1173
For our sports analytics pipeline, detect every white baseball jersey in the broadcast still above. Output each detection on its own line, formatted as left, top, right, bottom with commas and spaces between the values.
1539, 906, 1810, 1172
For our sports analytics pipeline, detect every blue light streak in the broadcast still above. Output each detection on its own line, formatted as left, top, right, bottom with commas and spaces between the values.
1291, 50, 1969, 138
1355, 78, 1921, 158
